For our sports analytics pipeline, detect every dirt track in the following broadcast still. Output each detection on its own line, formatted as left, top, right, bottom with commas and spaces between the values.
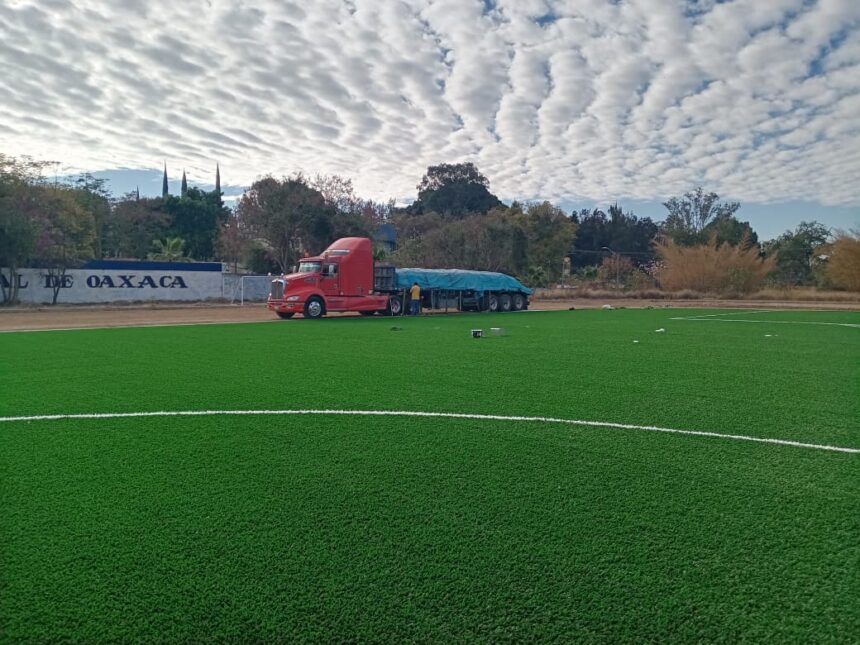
1, 298, 857, 332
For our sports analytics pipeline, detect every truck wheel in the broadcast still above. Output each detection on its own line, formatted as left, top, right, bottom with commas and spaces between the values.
487, 294, 499, 312
276, 312, 295, 319
512, 293, 525, 311
387, 296, 403, 316
500, 294, 512, 312
304, 297, 325, 319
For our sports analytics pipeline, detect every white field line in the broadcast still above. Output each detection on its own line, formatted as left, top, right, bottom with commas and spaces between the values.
0, 409, 857, 454
670, 317, 860, 328
671, 310, 774, 320
0, 319, 279, 334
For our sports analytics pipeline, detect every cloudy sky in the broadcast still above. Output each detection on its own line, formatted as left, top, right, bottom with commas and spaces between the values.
1, 0, 858, 238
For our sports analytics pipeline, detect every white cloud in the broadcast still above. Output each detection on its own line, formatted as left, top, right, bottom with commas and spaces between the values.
0, 0, 858, 207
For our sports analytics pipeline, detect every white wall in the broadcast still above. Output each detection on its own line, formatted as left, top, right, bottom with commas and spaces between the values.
2, 268, 224, 304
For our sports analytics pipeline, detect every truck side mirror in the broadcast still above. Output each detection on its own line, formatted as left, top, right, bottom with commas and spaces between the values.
292, 265, 297, 273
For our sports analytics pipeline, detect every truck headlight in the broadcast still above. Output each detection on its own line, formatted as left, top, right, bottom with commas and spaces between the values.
286, 295, 300, 301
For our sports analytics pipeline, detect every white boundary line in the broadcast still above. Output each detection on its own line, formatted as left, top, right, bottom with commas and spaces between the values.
0, 409, 856, 454
670, 309, 860, 328
671, 310, 774, 319
0, 319, 279, 334
670, 317, 860, 328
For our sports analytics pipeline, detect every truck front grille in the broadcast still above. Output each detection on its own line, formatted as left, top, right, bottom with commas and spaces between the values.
270, 280, 284, 300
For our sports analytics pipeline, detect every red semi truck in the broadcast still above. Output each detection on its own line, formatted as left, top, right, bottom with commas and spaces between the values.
267, 237, 531, 319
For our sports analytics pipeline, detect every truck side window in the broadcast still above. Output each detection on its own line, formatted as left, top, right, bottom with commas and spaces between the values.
323, 263, 337, 277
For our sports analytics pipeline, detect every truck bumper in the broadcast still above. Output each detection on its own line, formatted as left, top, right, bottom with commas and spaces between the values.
268, 300, 303, 313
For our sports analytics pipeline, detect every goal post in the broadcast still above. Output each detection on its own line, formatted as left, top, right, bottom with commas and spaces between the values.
225, 275, 273, 305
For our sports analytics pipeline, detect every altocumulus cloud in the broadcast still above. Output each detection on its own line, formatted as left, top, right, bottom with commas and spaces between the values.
0, 0, 858, 206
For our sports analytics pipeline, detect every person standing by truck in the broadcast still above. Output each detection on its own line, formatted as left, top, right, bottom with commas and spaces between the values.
409, 282, 421, 315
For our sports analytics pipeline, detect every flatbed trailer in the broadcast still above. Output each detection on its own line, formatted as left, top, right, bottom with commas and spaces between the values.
267, 237, 531, 319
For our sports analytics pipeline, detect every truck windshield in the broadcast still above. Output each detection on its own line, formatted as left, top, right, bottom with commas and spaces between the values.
297, 262, 321, 273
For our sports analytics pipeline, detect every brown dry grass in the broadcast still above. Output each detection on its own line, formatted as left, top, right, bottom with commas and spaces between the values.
534, 286, 860, 302
655, 237, 774, 294
826, 234, 860, 292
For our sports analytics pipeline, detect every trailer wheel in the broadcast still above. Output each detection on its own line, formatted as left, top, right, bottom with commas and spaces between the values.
486, 294, 499, 312
276, 312, 295, 319
304, 297, 325, 319
512, 293, 526, 311
499, 294, 512, 312
386, 296, 403, 316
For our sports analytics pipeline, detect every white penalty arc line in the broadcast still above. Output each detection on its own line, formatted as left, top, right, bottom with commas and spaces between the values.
0, 409, 857, 455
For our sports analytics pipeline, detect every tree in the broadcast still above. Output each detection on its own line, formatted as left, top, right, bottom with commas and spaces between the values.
34, 186, 96, 304
570, 205, 658, 269
408, 162, 502, 217
0, 155, 49, 304
763, 221, 830, 286
105, 195, 171, 259
662, 187, 740, 246
68, 174, 111, 258
162, 187, 230, 260
216, 215, 250, 273
703, 214, 758, 249
237, 175, 335, 273
417, 162, 490, 194
598, 254, 636, 289
522, 201, 577, 283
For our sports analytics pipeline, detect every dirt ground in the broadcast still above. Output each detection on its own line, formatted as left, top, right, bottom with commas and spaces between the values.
1, 298, 857, 332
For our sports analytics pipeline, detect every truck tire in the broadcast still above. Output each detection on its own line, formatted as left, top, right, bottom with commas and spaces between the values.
486, 294, 499, 312
499, 294, 512, 312
386, 296, 403, 316
512, 293, 526, 311
276, 312, 295, 319
304, 297, 325, 319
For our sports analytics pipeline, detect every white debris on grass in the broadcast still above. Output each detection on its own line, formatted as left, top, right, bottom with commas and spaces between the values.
602, 304, 614, 310
655, 328, 665, 333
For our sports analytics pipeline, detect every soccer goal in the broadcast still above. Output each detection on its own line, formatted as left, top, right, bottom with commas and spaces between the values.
225, 275, 274, 305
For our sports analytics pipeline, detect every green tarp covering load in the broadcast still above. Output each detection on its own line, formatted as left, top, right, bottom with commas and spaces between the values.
394, 268, 532, 295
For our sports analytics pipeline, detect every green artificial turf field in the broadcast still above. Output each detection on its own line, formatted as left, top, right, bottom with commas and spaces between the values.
1, 308, 858, 642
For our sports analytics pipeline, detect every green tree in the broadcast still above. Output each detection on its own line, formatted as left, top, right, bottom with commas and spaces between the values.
522, 201, 577, 283
662, 187, 740, 246
703, 214, 758, 249
763, 221, 830, 286
162, 188, 230, 260
237, 175, 336, 273
408, 162, 502, 217
105, 195, 171, 259
0, 155, 49, 304
570, 205, 658, 269
34, 186, 96, 304
68, 174, 111, 258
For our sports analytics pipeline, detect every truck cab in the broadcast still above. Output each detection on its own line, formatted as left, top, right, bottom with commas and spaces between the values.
267, 237, 391, 318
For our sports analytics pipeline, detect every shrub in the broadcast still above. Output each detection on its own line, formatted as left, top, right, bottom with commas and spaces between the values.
825, 232, 860, 291
655, 236, 774, 294
597, 255, 635, 287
